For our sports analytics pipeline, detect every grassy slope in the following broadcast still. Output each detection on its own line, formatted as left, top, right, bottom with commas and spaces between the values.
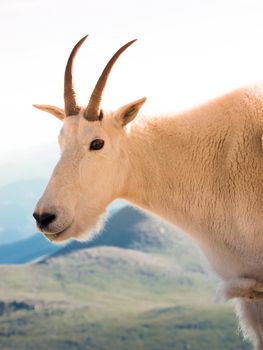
0, 245, 250, 350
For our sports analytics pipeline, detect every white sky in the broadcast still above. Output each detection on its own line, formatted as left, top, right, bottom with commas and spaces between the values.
2, 0, 263, 158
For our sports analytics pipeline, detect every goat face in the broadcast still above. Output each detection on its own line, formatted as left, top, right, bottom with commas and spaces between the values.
33, 36, 145, 243
33, 102, 145, 243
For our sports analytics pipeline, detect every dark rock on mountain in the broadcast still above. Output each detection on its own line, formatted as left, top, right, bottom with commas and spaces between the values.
0, 300, 34, 315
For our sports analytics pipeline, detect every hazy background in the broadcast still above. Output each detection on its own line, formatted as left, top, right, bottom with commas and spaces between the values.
2, 0, 263, 235
2, 0, 263, 158
0, 1, 262, 349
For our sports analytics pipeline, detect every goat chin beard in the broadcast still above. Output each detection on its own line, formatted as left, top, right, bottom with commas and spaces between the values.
43, 211, 107, 244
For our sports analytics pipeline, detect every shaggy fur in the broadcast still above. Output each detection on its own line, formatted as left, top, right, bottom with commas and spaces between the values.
34, 45, 263, 349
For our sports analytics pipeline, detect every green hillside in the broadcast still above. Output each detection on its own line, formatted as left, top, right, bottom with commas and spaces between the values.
0, 208, 250, 350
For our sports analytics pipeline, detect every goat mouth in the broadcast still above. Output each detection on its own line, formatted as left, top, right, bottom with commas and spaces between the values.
43, 224, 72, 241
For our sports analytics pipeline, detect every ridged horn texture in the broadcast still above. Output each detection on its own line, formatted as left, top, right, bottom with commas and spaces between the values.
84, 39, 137, 121
64, 35, 88, 116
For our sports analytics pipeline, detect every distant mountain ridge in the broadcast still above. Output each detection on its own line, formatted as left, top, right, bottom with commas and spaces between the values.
0, 178, 126, 246
0, 234, 60, 264
44, 206, 178, 261
42, 206, 206, 274
0, 206, 247, 349
0, 206, 193, 267
0, 179, 47, 244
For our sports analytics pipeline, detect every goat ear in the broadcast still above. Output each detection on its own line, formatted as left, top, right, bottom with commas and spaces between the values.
115, 97, 146, 127
33, 104, 65, 121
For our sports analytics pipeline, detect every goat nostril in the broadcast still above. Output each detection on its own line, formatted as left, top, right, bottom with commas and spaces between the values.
39, 213, 56, 228
33, 212, 40, 224
34, 212, 56, 229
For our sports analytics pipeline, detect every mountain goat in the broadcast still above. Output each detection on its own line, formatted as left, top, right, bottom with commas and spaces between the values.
33, 35, 263, 349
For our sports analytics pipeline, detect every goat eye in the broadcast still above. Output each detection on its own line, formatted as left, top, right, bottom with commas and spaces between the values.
89, 139, 105, 151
